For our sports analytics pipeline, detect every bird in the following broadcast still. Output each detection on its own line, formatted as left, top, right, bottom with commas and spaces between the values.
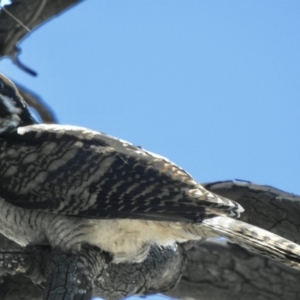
0, 73, 300, 268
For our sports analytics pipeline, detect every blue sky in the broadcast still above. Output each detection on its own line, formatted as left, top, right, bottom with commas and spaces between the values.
1, 1, 300, 299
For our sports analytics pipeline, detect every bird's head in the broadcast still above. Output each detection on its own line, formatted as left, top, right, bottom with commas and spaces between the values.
0, 74, 36, 133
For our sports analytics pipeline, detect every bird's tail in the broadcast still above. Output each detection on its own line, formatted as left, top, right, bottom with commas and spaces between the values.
200, 216, 300, 270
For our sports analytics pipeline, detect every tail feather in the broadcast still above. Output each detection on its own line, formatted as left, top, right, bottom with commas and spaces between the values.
202, 216, 300, 270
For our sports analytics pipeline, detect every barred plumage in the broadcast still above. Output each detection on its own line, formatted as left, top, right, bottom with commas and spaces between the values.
0, 75, 36, 132
0, 124, 243, 222
0, 73, 300, 268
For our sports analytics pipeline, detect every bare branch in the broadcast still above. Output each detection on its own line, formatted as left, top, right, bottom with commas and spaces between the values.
15, 82, 58, 124
0, 0, 82, 75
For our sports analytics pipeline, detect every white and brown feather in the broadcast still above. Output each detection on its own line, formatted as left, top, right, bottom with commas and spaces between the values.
0, 124, 243, 222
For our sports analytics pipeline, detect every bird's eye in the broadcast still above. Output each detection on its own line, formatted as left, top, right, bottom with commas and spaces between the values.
0, 80, 4, 91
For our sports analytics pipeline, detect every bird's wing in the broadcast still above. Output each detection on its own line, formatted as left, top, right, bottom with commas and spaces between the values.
0, 124, 243, 222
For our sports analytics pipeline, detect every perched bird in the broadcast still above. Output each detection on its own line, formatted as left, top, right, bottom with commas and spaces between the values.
0, 73, 300, 267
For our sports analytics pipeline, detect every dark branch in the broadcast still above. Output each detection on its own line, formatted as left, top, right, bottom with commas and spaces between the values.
168, 239, 300, 300
15, 82, 58, 124
0, 243, 186, 300
0, 0, 82, 75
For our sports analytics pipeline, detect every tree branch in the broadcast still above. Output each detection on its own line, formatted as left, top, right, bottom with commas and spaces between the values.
0, 0, 82, 75
15, 83, 58, 124
0, 243, 186, 300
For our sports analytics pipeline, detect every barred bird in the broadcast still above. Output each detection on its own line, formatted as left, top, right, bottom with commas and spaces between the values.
0, 73, 300, 267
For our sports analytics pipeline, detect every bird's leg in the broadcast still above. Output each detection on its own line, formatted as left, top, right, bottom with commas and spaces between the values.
0, 242, 186, 300
93, 244, 187, 299
43, 244, 110, 300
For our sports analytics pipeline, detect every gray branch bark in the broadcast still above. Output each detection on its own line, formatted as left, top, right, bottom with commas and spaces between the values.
168, 239, 300, 300
0, 0, 82, 75
15, 83, 58, 124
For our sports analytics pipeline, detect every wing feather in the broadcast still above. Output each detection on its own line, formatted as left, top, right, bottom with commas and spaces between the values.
0, 124, 243, 222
